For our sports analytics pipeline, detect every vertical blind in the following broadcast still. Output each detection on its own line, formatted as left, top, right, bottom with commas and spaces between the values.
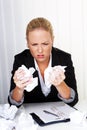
0, 0, 87, 103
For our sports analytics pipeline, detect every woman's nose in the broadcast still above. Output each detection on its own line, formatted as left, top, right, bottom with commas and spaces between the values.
37, 45, 43, 53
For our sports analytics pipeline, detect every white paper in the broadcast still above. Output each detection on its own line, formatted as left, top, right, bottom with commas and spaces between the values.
44, 65, 66, 88
0, 118, 15, 130
15, 112, 38, 130
0, 104, 18, 120
24, 77, 38, 92
19, 65, 38, 92
33, 102, 75, 123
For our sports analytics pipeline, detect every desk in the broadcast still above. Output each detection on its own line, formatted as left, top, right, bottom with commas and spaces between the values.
75, 99, 87, 112
24, 100, 87, 130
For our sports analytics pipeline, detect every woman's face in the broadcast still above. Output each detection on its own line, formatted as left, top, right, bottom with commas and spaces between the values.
27, 28, 53, 64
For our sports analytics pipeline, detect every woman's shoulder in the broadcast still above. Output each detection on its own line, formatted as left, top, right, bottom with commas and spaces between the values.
15, 49, 32, 58
52, 47, 72, 66
52, 47, 71, 57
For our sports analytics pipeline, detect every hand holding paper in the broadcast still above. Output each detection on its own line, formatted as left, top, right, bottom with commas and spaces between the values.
44, 65, 66, 88
18, 65, 38, 92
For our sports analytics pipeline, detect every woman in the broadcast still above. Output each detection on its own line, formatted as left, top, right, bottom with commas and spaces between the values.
8, 17, 78, 107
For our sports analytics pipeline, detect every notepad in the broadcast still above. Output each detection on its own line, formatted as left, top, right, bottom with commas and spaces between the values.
30, 102, 76, 126
30, 112, 70, 126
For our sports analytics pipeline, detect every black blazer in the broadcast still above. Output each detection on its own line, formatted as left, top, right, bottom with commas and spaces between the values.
9, 47, 78, 106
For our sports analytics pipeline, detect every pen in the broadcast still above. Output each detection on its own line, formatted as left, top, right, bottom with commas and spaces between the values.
43, 110, 60, 118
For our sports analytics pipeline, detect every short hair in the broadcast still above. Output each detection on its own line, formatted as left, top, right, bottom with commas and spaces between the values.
26, 17, 54, 39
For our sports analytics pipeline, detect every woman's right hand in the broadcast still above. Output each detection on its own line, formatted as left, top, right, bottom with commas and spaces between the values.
13, 67, 33, 90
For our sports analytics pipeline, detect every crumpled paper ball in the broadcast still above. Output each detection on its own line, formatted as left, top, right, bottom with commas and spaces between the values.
0, 104, 18, 120
19, 65, 38, 92
15, 112, 38, 130
44, 65, 66, 88
0, 118, 15, 130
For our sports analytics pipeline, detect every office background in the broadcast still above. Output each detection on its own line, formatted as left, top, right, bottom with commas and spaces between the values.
0, 0, 87, 103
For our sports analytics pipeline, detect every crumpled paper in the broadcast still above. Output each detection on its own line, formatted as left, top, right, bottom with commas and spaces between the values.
0, 104, 18, 130
15, 112, 38, 130
19, 65, 66, 91
0, 104, 38, 130
44, 65, 66, 88
19, 65, 38, 92
0, 103, 18, 120
0, 118, 15, 130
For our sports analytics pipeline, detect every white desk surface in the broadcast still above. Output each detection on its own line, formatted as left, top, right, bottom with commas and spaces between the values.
75, 99, 87, 112
23, 100, 87, 130
0, 100, 87, 130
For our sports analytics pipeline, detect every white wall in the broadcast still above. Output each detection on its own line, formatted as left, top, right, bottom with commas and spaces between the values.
0, 0, 87, 103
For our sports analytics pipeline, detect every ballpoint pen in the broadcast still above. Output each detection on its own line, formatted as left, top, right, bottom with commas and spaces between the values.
43, 110, 60, 118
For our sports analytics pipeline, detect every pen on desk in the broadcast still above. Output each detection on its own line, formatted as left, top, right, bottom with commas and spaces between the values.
43, 110, 59, 118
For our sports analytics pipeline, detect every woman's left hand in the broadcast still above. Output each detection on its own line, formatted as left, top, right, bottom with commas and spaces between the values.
49, 66, 65, 87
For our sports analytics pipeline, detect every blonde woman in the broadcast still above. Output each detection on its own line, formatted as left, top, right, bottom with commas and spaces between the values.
8, 17, 78, 107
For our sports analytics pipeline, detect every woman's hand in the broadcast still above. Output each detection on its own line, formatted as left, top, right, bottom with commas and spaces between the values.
13, 67, 33, 90
49, 66, 65, 87
49, 66, 70, 99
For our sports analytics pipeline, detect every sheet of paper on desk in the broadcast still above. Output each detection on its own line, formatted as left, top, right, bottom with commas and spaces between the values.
34, 102, 75, 123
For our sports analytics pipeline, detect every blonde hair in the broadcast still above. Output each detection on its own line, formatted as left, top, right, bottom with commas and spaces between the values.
26, 17, 54, 39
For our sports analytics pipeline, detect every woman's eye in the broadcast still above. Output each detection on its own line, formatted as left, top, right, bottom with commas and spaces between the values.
43, 43, 49, 45
32, 43, 38, 46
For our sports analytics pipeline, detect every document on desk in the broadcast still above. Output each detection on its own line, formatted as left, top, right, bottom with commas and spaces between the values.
30, 102, 76, 126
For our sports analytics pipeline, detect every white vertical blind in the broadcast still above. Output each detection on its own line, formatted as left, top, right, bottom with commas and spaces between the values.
0, 0, 87, 103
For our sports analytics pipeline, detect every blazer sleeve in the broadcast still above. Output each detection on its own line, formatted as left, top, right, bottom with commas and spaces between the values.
64, 54, 78, 106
